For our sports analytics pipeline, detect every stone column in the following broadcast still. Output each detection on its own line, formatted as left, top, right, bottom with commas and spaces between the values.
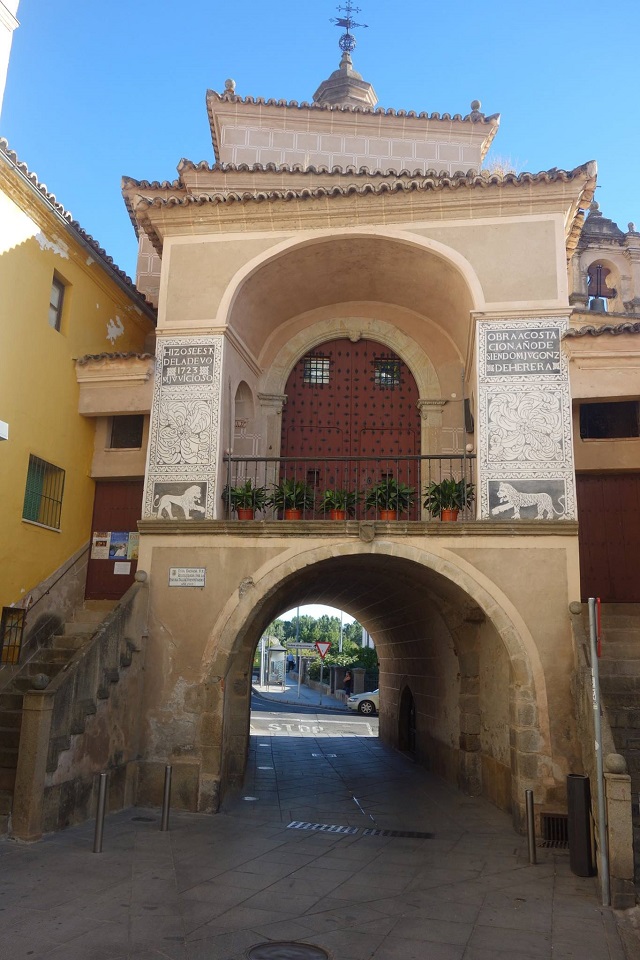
11, 691, 54, 841
476, 318, 576, 521
258, 393, 287, 463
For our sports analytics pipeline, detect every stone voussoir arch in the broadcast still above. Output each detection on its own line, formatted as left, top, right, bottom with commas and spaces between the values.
259, 313, 442, 401
202, 538, 546, 712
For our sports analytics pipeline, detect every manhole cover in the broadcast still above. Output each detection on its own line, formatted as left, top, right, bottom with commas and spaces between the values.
131, 816, 155, 822
247, 943, 329, 960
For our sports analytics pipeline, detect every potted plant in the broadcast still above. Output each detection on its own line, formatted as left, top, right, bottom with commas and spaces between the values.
364, 477, 415, 521
423, 478, 475, 521
320, 488, 360, 520
222, 479, 268, 520
268, 478, 315, 520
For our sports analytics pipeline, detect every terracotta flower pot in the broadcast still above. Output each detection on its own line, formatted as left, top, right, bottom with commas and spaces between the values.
329, 509, 346, 520
440, 508, 459, 522
236, 507, 255, 520
379, 509, 398, 521
284, 508, 303, 520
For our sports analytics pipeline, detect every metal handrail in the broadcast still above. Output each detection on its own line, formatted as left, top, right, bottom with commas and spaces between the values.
223, 453, 476, 522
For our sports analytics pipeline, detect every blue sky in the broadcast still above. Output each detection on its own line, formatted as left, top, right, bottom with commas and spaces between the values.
2, 1, 639, 280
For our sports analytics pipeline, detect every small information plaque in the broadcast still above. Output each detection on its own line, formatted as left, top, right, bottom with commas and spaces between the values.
169, 567, 206, 588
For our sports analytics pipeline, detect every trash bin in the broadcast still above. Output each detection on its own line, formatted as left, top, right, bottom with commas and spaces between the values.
567, 774, 595, 877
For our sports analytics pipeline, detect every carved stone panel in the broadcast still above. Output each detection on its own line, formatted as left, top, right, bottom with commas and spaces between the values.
477, 319, 575, 520
143, 337, 223, 519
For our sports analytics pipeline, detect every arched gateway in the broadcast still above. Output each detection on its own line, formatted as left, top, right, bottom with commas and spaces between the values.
199, 541, 548, 827
122, 62, 589, 841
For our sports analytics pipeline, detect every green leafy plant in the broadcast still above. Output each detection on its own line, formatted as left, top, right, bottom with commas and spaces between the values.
320, 488, 360, 516
222, 479, 268, 514
423, 478, 475, 517
364, 477, 415, 514
268, 478, 315, 512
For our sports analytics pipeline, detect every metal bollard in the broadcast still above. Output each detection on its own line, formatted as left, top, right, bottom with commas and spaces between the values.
525, 789, 537, 864
160, 764, 172, 832
93, 772, 108, 853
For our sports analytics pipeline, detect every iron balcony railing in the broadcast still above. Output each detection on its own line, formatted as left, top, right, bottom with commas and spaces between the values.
223, 454, 476, 522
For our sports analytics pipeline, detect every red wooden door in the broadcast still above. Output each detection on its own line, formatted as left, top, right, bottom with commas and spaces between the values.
85, 481, 143, 600
280, 339, 420, 515
576, 473, 640, 602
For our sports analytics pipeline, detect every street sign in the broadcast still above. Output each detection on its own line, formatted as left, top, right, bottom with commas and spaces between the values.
288, 643, 315, 650
315, 641, 331, 659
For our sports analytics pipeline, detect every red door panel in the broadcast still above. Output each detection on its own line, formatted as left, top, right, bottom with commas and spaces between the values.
576, 473, 640, 602
85, 481, 143, 600
281, 339, 421, 516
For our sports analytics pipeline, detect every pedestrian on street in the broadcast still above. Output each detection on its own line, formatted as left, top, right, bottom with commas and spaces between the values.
343, 669, 352, 698
286, 652, 295, 673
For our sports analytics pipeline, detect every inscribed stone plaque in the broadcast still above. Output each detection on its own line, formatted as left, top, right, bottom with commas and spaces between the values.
143, 335, 223, 519
477, 318, 576, 520
484, 327, 561, 377
161, 344, 217, 386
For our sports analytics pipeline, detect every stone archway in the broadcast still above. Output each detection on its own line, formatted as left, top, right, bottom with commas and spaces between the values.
199, 539, 550, 828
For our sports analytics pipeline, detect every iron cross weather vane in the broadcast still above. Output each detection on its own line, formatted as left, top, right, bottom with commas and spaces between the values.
330, 1, 368, 53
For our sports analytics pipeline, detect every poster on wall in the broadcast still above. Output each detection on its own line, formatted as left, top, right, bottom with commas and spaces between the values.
109, 532, 129, 558
114, 562, 132, 575
91, 532, 111, 560
127, 533, 139, 561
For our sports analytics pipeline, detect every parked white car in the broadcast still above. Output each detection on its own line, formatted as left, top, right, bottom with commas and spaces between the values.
346, 690, 379, 715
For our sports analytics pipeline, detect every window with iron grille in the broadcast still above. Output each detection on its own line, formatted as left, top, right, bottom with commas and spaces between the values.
374, 358, 401, 388
22, 455, 65, 529
110, 415, 144, 449
48, 276, 66, 331
303, 356, 330, 385
0, 607, 26, 665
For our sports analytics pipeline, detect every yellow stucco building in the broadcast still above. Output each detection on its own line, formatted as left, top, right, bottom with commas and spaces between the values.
0, 139, 156, 657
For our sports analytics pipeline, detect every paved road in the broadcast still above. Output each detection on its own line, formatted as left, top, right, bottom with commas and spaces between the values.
0, 701, 636, 959
250, 690, 379, 738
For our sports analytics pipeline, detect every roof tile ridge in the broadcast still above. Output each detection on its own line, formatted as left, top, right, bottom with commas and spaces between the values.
175, 160, 481, 179
205, 90, 498, 123
135, 161, 597, 211
122, 175, 182, 190
77, 351, 155, 363
564, 321, 640, 338
0, 139, 156, 312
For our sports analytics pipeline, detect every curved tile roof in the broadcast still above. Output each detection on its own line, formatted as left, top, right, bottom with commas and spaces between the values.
206, 88, 500, 122
1, 139, 156, 321
130, 163, 597, 213
564, 321, 640, 338
76, 351, 155, 364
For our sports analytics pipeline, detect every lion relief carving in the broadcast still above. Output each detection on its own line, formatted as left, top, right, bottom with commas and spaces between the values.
491, 482, 565, 520
154, 485, 206, 520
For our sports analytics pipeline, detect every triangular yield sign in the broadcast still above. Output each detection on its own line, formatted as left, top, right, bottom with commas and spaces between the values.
315, 641, 331, 659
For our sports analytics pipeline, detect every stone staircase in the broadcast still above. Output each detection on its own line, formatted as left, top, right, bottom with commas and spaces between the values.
597, 603, 640, 882
0, 601, 115, 834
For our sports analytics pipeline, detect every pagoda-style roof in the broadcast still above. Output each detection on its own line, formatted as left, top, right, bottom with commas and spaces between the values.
205, 85, 499, 176
122, 161, 597, 259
